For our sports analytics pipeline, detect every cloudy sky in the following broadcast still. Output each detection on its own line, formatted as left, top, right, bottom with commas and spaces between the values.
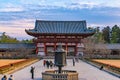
0, 0, 120, 40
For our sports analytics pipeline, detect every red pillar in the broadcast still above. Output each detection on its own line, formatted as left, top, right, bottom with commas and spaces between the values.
44, 43, 47, 56
75, 43, 78, 56
54, 43, 56, 51
65, 43, 68, 56
36, 43, 38, 54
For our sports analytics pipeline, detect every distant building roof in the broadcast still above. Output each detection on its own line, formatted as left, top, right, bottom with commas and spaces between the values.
95, 44, 120, 50
25, 20, 95, 36
0, 43, 35, 49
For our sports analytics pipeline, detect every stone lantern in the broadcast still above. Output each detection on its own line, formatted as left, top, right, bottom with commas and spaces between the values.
54, 44, 66, 73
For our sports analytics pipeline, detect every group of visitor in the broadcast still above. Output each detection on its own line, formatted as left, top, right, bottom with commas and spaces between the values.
73, 58, 75, 66
43, 60, 54, 69
1, 75, 13, 80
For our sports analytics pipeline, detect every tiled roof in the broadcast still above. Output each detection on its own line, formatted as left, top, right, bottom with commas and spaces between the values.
0, 43, 35, 49
27, 20, 94, 34
95, 44, 120, 50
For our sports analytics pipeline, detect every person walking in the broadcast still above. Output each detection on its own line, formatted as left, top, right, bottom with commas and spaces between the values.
1, 75, 7, 80
8, 75, 13, 80
49, 60, 53, 68
43, 60, 46, 67
73, 58, 75, 66
30, 66, 35, 79
46, 60, 50, 69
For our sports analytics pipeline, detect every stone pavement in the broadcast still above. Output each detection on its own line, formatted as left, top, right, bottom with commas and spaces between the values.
0, 59, 120, 80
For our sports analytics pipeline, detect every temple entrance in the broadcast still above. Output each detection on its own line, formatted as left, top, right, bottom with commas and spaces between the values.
26, 20, 95, 56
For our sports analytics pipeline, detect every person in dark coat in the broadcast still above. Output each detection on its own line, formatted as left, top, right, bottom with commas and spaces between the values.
46, 60, 50, 69
1, 75, 7, 80
30, 66, 35, 79
8, 75, 13, 80
43, 60, 46, 67
49, 60, 53, 68
73, 58, 75, 66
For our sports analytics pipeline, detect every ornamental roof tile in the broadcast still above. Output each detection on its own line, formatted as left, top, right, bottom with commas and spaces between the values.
27, 20, 94, 34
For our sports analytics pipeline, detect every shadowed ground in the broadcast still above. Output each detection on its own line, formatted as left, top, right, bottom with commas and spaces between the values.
0, 59, 26, 67
93, 59, 120, 68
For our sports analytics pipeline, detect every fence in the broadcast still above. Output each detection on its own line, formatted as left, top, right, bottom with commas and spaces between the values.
42, 70, 78, 80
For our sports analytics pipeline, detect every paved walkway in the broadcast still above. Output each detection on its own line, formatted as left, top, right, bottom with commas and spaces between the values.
0, 59, 120, 80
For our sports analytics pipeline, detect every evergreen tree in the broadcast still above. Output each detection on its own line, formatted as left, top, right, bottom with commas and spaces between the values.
21, 39, 33, 43
92, 27, 104, 43
111, 25, 120, 43
0, 32, 19, 43
102, 26, 110, 43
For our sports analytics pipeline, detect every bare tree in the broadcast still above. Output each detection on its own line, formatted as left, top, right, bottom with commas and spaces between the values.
82, 36, 96, 58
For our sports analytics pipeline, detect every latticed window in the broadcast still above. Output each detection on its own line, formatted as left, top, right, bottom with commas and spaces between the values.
71, 36, 75, 38
61, 36, 65, 38
77, 36, 82, 38
38, 36, 44, 38
56, 36, 61, 38
46, 36, 50, 38
50, 36, 54, 38
67, 36, 71, 38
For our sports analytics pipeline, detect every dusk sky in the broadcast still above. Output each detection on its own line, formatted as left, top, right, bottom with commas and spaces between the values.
0, 0, 120, 40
